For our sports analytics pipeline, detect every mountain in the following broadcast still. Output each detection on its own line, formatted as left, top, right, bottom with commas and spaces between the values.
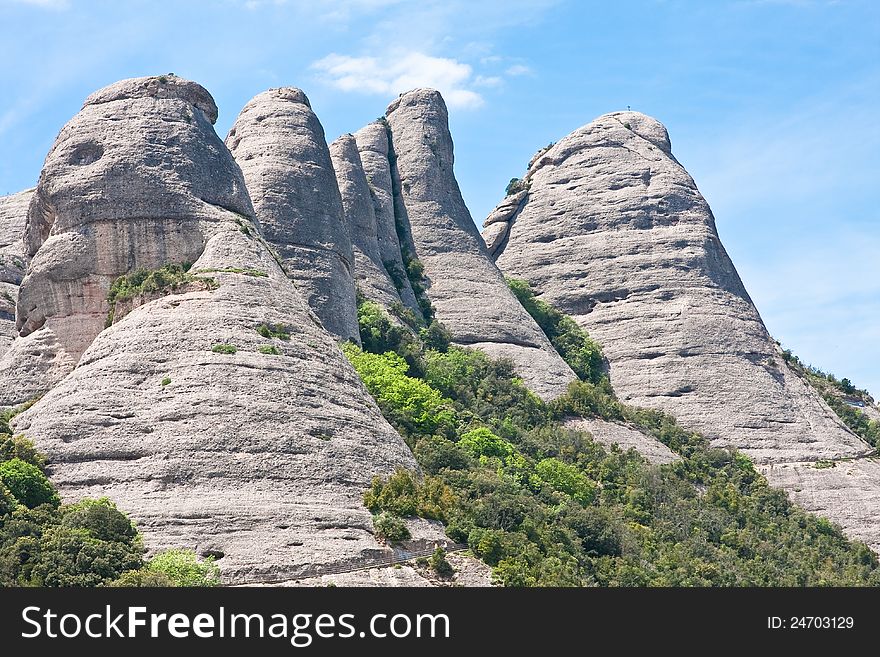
0, 76, 421, 583
1, 77, 878, 585
482, 110, 880, 550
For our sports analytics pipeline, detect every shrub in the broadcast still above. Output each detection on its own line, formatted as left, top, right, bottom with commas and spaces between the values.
505, 178, 529, 196
459, 428, 515, 460
255, 323, 290, 340
32, 526, 144, 587
363, 469, 453, 521
534, 458, 597, 505
107, 264, 204, 305
258, 345, 280, 355
60, 498, 139, 545
161, 377, 171, 386
429, 547, 454, 577
211, 343, 237, 355
145, 549, 220, 587
0, 459, 59, 508
424, 347, 547, 431
389, 302, 422, 330
419, 321, 451, 352
372, 513, 410, 543
413, 436, 470, 474
343, 345, 455, 440
0, 484, 17, 517
507, 278, 604, 382
0, 435, 45, 470
108, 569, 174, 587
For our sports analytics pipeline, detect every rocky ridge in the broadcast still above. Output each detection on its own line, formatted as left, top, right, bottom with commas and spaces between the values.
0, 190, 31, 358
1, 75, 255, 406
226, 88, 359, 342
4, 76, 421, 582
329, 133, 410, 314
1, 77, 877, 582
484, 110, 879, 549
381, 89, 577, 400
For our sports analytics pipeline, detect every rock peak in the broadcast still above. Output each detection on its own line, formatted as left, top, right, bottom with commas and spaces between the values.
83, 74, 219, 124
385, 88, 447, 116
600, 110, 672, 154
254, 86, 312, 108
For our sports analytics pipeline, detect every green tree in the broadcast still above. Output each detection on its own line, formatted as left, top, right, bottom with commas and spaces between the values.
0, 435, 45, 470
145, 549, 220, 587
459, 428, 515, 459
343, 345, 456, 440
0, 459, 59, 508
507, 278, 604, 383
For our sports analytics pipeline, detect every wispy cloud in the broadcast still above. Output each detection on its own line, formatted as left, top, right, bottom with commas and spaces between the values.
505, 64, 532, 76
312, 51, 487, 109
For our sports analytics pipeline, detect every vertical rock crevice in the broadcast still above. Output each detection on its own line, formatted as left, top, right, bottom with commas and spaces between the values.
381, 88, 576, 400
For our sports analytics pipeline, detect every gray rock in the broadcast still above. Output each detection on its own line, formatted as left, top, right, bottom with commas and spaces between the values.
486, 110, 878, 545
1, 75, 252, 406
565, 416, 678, 465
226, 88, 359, 342
0, 189, 31, 360
353, 122, 421, 313
12, 225, 418, 583
384, 89, 576, 400
759, 458, 880, 553
329, 134, 409, 314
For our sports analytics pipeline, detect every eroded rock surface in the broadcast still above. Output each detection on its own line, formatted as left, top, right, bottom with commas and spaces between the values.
330, 134, 409, 313
1, 75, 252, 405
353, 122, 421, 313
8, 77, 419, 583
226, 88, 359, 342
485, 110, 877, 545
565, 416, 677, 465
13, 226, 417, 582
760, 458, 880, 552
0, 190, 31, 360
385, 89, 576, 400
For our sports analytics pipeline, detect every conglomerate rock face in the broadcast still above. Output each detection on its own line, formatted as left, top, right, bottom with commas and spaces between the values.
484, 109, 879, 547
384, 89, 576, 400
4, 76, 879, 578
329, 134, 409, 313
226, 88, 359, 342
0, 190, 31, 359
6, 76, 419, 582
0, 74, 254, 406
353, 122, 421, 314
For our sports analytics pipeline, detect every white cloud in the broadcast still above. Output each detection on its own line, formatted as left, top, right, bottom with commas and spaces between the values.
474, 75, 503, 88
505, 64, 532, 76
312, 51, 486, 109
9, 0, 69, 8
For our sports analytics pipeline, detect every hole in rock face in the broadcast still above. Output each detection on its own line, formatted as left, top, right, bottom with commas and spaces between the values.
201, 549, 225, 560
69, 142, 104, 166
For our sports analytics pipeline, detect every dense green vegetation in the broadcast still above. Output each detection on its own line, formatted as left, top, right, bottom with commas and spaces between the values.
507, 278, 604, 382
0, 408, 219, 587
355, 296, 451, 377
781, 347, 880, 448
349, 302, 880, 586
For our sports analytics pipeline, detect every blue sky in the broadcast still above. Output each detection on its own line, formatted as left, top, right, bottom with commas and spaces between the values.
1, 0, 878, 395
